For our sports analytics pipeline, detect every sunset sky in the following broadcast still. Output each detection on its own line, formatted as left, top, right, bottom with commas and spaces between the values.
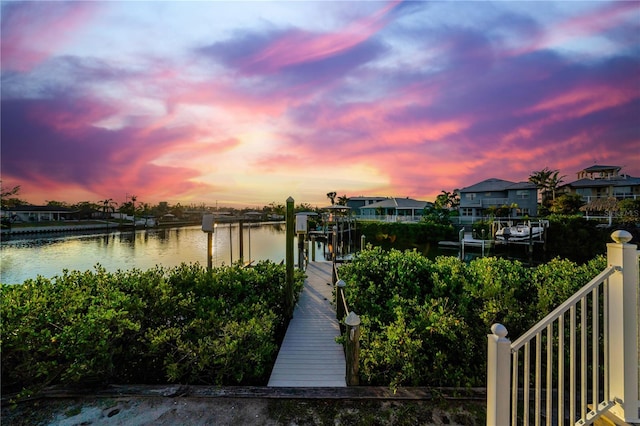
2, 0, 639, 208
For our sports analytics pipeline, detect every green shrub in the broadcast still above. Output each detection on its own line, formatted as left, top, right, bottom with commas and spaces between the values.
338, 248, 607, 389
357, 221, 457, 255
1, 261, 304, 396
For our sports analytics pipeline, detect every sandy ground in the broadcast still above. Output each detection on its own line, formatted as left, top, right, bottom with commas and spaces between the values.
2, 396, 484, 426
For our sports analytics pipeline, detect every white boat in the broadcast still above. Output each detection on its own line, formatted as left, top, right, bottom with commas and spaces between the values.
495, 220, 548, 241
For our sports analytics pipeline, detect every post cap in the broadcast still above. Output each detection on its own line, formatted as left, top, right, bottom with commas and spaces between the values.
611, 230, 632, 244
345, 311, 360, 326
336, 279, 346, 288
490, 323, 508, 338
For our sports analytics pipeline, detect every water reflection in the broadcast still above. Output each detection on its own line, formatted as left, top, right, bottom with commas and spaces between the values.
1, 223, 326, 284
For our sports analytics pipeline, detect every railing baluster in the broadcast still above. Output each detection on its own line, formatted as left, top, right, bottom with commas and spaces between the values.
546, 323, 552, 426
581, 297, 587, 421
512, 351, 519, 426
603, 277, 609, 404
558, 314, 564, 426
535, 333, 541, 426
570, 305, 576, 424
525, 341, 530, 426
592, 287, 599, 415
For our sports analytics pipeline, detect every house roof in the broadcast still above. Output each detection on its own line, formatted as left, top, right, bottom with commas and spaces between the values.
566, 176, 640, 188
458, 178, 536, 193
4, 205, 74, 213
581, 165, 621, 173
360, 197, 430, 210
347, 196, 387, 201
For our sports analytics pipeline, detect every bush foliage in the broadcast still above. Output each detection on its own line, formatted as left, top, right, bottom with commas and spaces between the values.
1, 261, 305, 395
357, 221, 458, 255
338, 246, 606, 389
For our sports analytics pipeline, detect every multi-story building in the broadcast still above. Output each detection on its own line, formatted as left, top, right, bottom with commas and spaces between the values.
560, 165, 640, 202
457, 178, 538, 223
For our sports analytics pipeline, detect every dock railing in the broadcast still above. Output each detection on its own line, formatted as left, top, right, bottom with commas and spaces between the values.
487, 230, 639, 425
333, 262, 361, 386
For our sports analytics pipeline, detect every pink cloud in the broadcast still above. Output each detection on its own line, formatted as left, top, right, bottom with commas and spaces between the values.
515, 1, 638, 55
1, 2, 100, 72
242, 1, 401, 73
1, 94, 223, 204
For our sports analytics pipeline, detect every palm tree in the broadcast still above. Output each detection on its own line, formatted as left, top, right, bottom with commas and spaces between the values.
529, 168, 555, 205
547, 170, 566, 201
101, 199, 117, 219
326, 192, 337, 205
435, 190, 459, 209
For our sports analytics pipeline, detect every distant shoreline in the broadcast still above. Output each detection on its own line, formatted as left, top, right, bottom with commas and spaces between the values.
0, 220, 199, 236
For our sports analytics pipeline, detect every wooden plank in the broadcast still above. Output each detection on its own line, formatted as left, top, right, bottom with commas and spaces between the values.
268, 261, 347, 387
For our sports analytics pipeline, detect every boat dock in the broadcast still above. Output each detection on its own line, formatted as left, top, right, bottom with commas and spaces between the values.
438, 232, 495, 256
268, 261, 346, 387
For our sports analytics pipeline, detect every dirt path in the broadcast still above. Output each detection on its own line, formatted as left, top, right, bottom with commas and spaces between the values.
2, 396, 484, 425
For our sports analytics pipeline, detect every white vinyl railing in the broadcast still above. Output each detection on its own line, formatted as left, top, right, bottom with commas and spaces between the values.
487, 231, 639, 426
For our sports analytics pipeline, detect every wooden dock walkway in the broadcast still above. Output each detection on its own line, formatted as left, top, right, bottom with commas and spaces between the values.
268, 261, 346, 387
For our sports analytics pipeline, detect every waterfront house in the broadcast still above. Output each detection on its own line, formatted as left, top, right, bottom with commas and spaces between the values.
457, 178, 538, 223
1, 205, 76, 223
358, 197, 431, 222
345, 196, 388, 215
559, 164, 640, 202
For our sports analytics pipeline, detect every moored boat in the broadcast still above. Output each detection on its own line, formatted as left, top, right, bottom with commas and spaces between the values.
495, 220, 548, 241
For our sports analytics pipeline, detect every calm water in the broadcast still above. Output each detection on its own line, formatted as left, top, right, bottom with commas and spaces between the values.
1, 223, 329, 284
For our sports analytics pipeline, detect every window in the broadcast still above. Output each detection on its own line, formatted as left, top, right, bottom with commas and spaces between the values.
516, 190, 529, 199
461, 208, 473, 216
465, 193, 476, 200
614, 187, 631, 197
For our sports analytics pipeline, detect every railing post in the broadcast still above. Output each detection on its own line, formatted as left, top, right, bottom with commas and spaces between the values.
285, 197, 295, 317
487, 323, 511, 426
607, 230, 639, 423
345, 311, 360, 386
361, 235, 366, 251
336, 280, 346, 321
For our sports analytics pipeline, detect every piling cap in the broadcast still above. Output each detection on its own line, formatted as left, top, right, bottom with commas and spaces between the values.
345, 311, 360, 326
611, 230, 632, 244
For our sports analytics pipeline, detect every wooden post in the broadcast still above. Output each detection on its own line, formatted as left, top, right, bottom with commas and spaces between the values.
331, 225, 338, 284
238, 220, 244, 264
285, 197, 295, 317
332, 225, 338, 261
311, 236, 316, 261
361, 235, 366, 251
229, 224, 233, 264
607, 230, 639, 423
298, 233, 304, 270
336, 280, 346, 321
202, 214, 215, 270
305, 238, 309, 267
344, 311, 360, 386
528, 225, 533, 265
207, 232, 213, 271
486, 323, 511, 426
